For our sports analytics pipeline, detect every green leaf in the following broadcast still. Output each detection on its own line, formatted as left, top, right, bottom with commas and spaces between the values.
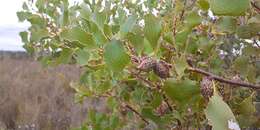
150, 91, 162, 108
175, 28, 190, 46
61, 27, 96, 49
197, 0, 209, 11
209, 0, 250, 16
22, 2, 29, 10
19, 31, 28, 43
104, 40, 130, 72
163, 79, 200, 104
236, 23, 260, 39
75, 48, 90, 66
247, 65, 257, 82
88, 21, 108, 45
215, 16, 237, 33
144, 14, 162, 49
185, 12, 202, 28
59, 2, 69, 27
174, 57, 188, 78
147, 0, 158, 9
29, 28, 48, 42
120, 15, 138, 38
127, 32, 144, 55
175, 0, 184, 13
205, 92, 239, 130
107, 97, 118, 110
163, 32, 174, 44
36, 0, 46, 12
117, 8, 127, 25
104, 24, 113, 38
141, 107, 161, 123
92, 11, 107, 30
17, 11, 32, 22
237, 94, 257, 127
132, 87, 148, 105
28, 14, 46, 26
80, 3, 92, 20
143, 38, 154, 54
109, 114, 120, 128
233, 56, 249, 78
56, 48, 73, 64
239, 94, 256, 116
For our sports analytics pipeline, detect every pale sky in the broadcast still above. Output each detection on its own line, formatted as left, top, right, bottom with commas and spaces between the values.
0, 0, 28, 51
0, 0, 82, 51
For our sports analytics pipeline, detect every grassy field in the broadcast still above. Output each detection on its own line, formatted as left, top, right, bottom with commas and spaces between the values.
0, 52, 105, 130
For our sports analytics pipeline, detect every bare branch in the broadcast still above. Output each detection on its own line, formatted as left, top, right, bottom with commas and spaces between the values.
251, 1, 260, 13
129, 70, 174, 111
188, 67, 260, 89
124, 104, 149, 124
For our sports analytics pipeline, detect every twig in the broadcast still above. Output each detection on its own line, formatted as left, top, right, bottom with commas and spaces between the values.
162, 95, 173, 111
124, 104, 149, 124
253, 39, 260, 48
173, 16, 177, 37
179, 0, 187, 21
129, 70, 174, 111
161, 43, 176, 52
130, 70, 157, 89
251, 1, 260, 13
188, 67, 260, 89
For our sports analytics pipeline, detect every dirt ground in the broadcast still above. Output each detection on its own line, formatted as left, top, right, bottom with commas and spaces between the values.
0, 53, 104, 130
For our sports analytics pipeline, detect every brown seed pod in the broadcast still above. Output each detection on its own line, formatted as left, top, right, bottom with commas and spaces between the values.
200, 77, 214, 99
153, 60, 171, 78
137, 56, 157, 72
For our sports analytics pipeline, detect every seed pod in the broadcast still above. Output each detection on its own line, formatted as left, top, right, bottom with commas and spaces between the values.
153, 60, 170, 78
137, 56, 157, 72
200, 77, 214, 99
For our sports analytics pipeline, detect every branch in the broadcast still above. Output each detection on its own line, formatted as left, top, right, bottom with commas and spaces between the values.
129, 69, 158, 89
251, 1, 260, 13
124, 104, 149, 124
179, 0, 187, 21
129, 70, 174, 111
188, 67, 260, 89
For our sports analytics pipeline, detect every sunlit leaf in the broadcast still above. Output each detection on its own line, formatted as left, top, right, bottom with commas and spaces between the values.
29, 28, 48, 42
92, 11, 107, 30
61, 27, 96, 49
174, 57, 188, 78
144, 14, 162, 49
233, 56, 249, 78
163, 32, 174, 44
185, 12, 202, 28
120, 15, 138, 38
175, 28, 190, 46
75, 48, 90, 66
209, 0, 250, 16
127, 32, 144, 55
215, 16, 237, 33
163, 79, 200, 104
88, 21, 108, 45
236, 24, 260, 39
205, 91, 239, 130
19, 31, 28, 43
56, 48, 73, 64
197, 0, 209, 11
104, 40, 130, 72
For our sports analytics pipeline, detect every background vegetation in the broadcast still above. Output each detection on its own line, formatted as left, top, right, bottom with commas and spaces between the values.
0, 52, 108, 130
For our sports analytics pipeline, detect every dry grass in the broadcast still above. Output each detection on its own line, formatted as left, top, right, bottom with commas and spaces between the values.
0, 55, 105, 130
